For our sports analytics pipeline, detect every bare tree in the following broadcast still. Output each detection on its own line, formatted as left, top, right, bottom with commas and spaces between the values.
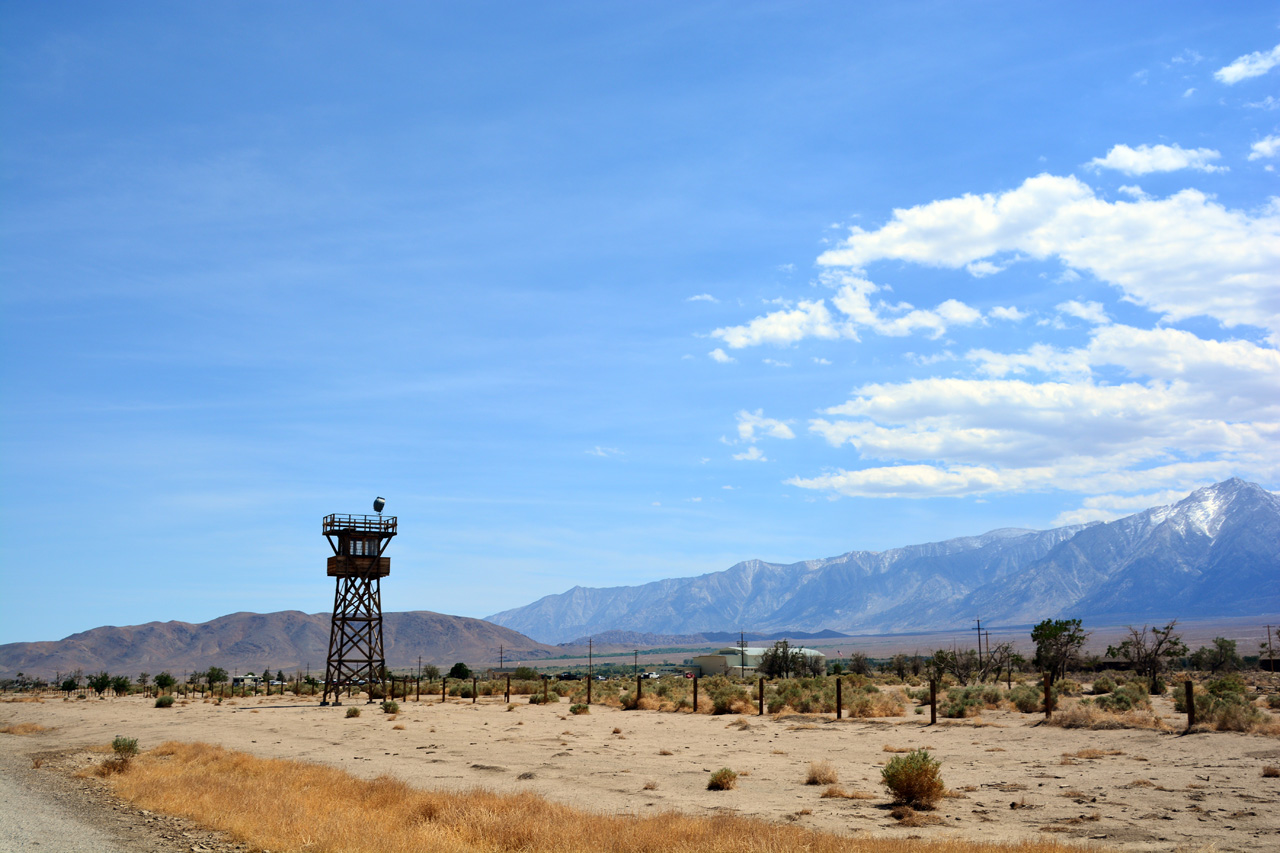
1106, 621, 1187, 693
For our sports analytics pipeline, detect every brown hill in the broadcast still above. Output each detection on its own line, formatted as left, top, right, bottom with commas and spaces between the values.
0, 611, 560, 680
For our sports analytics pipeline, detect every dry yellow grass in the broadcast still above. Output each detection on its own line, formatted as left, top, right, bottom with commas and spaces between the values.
0, 722, 48, 735
106, 741, 1117, 853
805, 760, 839, 785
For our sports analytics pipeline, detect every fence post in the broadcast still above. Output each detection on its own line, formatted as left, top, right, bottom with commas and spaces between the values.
586, 675, 591, 705
442, 678, 447, 703
543, 675, 549, 703
1043, 672, 1053, 720
692, 676, 698, 712
505, 674, 511, 703
929, 679, 937, 725
636, 675, 642, 703
472, 676, 477, 703
758, 677, 765, 716
836, 676, 842, 719
1184, 680, 1195, 731
416, 676, 420, 702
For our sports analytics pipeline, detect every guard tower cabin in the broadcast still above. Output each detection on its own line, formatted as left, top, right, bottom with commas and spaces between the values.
324, 513, 395, 578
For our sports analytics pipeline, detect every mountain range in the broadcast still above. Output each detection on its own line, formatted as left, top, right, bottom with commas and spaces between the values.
486, 478, 1280, 643
0, 611, 558, 679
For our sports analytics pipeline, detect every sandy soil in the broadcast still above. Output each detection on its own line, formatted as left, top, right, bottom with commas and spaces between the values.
2, 691, 1278, 851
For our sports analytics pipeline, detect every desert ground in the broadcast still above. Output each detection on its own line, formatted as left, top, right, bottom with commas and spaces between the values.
2, 689, 1278, 852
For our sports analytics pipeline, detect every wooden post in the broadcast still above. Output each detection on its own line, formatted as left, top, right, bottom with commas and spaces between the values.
1184, 681, 1195, 731
472, 676, 477, 704
543, 675, 549, 703
758, 677, 765, 716
442, 678, 447, 703
836, 676, 843, 719
929, 679, 937, 725
416, 676, 420, 702
505, 674, 511, 703
1043, 672, 1053, 719
692, 676, 698, 712
586, 675, 591, 705
636, 675, 642, 702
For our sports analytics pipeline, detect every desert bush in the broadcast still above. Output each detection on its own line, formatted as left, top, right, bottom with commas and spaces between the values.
568, 703, 589, 715
881, 749, 944, 808
154, 695, 175, 708
1268, 694, 1280, 710
846, 689, 905, 718
381, 700, 399, 714
1053, 679, 1082, 697
1046, 701, 1169, 731
1090, 675, 1116, 694
1095, 682, 1149, 713
345, 707, 361, 718
528, 691, 559, 704
1008, 683, 1043, 713
805, 760, 838, 785
112, 736, 139, 758
707, 767, 738, 790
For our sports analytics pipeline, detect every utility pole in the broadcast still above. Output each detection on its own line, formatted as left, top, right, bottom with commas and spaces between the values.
974, 618, 982, 671
633, 649, 638, 677
588, 638, 593, 680
499, 645, 504, 670
739, 631, 747, 677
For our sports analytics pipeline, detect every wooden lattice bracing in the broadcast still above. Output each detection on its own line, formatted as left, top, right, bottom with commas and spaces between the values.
321, 513, 396, 706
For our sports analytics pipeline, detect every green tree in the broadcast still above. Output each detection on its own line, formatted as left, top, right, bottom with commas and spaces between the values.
1106, 621, 1188, 694
110, 675, 132, 695
1031, 618, 1087, 681
510, 666, 537, 680
276, 670, 285, 683
447, 662, 471, 680
154, 671, 176, 694
137, 672, 150, 691
1189, 637, 1242, 674
87, 671, 112, 696
758, 640, 803, 679
60, 669, 84, 692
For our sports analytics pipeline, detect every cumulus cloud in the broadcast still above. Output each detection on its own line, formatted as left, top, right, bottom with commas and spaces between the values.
586, 446, 622, 457
1214, 43, 1280, 84
816, 173, 1280, 339
989, 306, 1028, 322
1052, 488, 1202, 525
1087, 143, 1225, 175
1056, 300, 1110, 325
687, 293, 719, 303
736, 409, 795, 442
710, 299, 854, 348
709, 348, 735, 363
733, 446, 767, 462
1249, 135, 1280, 161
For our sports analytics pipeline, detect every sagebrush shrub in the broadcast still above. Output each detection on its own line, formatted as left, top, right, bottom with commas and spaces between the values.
805, 760, 838, 785
381, 700, 399, 714
707, 767, 738, 790
345, 707, 361, 718
154, 695, 175, 708
112, 736, 139, 758
881, 749, 944, 808
569, 703, 589, 715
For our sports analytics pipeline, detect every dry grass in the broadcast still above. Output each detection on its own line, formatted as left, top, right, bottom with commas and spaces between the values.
1046, 703, 1170, 732
0, 696, 44, 703
102, 742, 1121, 853
805, 760, 839, 785
707, 767, 738, 790
820, 785, 875, 800
1063, 749, 1123, 760
657, 748, 673, 756
1263, 765, 1279, 778
882, 745, 912, 753
890, 805, 945, 827
0, 722, 49, 735
641, 780, 658, 791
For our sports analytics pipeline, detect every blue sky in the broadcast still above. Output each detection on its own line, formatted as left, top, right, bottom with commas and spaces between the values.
2, 3, 1278, 645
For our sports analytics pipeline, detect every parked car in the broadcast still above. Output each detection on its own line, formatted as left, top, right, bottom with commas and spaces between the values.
643, 672, 659, 679
683, 672, 695, 678
556, 672, 581, 681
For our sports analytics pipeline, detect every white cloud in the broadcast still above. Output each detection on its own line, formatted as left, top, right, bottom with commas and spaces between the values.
1088, 143, 1225, 175
586, 446, 622, 457
965, 260, 1005, 277
687, 496, 702, 502
989, 306, 1028, 322
709, 348, 735, 363
1214, 43, 1280, 84
1117, 185, 1148, 199
1051, 488, 1198, 525
1249, 135, 1280, 161
687, 293, 719, 303
816, 173, 1280, 339
1183, 88, 1196, 98
1246, 95, 1279, 110
1170, 49, 1202, 66
736, 409, 795, 442
733, 446, 767, 462
710, 298, 854, 348
762, 358, 791, 367
812, 357, 832, 365
1056, 300, 1110, 325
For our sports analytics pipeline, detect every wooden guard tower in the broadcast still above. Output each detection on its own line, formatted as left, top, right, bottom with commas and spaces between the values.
320, 500, 396, 705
